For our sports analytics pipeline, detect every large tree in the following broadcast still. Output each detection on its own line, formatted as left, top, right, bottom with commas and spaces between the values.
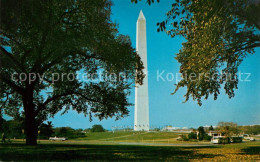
0, 109, 5, 133
217, 121, 239, 136
133, 0, 260, 105
0, 0, 144, 145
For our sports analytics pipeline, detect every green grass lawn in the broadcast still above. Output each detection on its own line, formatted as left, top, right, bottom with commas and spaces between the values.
77, 131, 135, 141
76, 131, 212, 145
0, 141, 259, 161
78, 131, 188, 143
1, 132, 259, 161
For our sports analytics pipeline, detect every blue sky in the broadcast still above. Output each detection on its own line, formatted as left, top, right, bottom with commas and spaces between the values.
46, 0, 260, 129
5, 0, 260, 129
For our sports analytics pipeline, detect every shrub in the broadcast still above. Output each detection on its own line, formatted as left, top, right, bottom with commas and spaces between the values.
203, 134, 212, 141
153, 128, 160, 132
188, 132, 197, 139
177, 135, 189, 141
181, 135, 189, 141
91, 125, 105, 132
219, 137, 229, 144
189, 139, 198, 142
230, 137, 242, 143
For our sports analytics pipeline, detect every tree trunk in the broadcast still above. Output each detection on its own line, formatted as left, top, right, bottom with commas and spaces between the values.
23, 95, 38, 145
25, 110, 38, 145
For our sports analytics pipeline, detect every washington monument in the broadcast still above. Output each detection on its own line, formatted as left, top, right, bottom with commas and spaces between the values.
134, 10, 149, 131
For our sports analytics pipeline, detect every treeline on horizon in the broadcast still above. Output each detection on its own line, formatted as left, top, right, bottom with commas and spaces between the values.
0, 117, 106, 140
1, 117, 260, 140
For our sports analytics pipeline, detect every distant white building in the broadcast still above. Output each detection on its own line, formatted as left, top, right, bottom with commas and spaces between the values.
207, 131, 223, 137
161, 126, 192, 133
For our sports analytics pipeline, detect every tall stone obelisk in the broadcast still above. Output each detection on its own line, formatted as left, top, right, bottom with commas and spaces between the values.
134, 10, 149, 131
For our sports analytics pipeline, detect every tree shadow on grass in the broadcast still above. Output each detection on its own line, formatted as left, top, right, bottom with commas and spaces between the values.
0, 143, 220, 161
239, 146, 260, 155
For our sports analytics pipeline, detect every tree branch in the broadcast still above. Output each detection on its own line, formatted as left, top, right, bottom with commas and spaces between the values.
0, 93, 9, 109
0, 29, 28, 53
0, 46, 25, 71
35, 91, 102, 116
0, 74, 24, 94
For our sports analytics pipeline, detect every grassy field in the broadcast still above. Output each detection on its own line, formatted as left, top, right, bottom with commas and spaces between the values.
0, 141, 259, 161
0, 132, 259, 161
79, 131, 178, 141
77, 131, 200, 144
